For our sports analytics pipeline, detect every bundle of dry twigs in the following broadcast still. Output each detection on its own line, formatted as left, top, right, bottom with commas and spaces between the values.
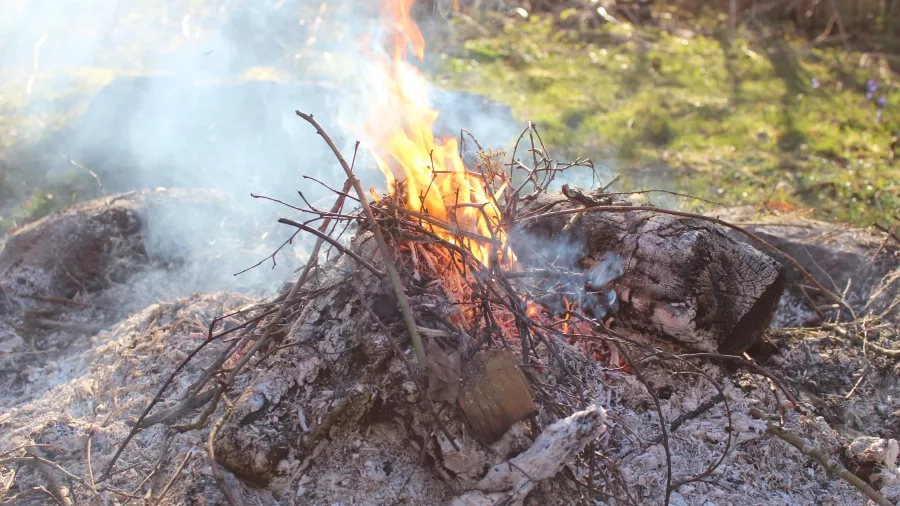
81, 109, 896, 506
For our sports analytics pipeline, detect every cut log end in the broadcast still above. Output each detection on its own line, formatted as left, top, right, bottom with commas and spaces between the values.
458, 349, 535, 444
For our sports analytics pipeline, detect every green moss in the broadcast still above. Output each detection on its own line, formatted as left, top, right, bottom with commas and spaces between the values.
432, 16, 900, 226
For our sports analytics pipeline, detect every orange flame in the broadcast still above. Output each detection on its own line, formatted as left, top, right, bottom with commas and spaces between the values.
364, 0, 511, 267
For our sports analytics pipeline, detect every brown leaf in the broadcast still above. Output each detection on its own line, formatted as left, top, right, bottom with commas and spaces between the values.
426, 339, 461, 405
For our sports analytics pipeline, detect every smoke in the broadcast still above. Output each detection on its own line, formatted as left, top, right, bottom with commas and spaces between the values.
0, 0, 519, 297
511, 222, 624, 320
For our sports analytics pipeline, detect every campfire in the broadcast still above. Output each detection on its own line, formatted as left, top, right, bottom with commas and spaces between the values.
4, 2, 900, 506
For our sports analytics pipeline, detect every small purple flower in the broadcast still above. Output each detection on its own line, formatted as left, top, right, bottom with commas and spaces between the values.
878, 96, 887, 107
868, 79, 879, 92
867, 91, 874, 100
811, 78, 820, 89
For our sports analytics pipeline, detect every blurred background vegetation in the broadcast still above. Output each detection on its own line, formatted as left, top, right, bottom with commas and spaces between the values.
1, 0, 898, 237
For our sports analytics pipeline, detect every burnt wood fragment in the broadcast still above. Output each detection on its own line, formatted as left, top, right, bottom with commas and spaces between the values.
513, 192, 785, 354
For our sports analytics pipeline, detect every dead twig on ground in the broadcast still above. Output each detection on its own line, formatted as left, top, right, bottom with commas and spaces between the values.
824, 323, 900, 359
208, 413, 242, 506
749, 408, 892, 506
873, 223, 900, 245
0, 455, 96, 502
151, 450, 192, 506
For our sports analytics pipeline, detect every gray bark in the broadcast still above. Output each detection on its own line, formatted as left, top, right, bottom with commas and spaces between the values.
513, 193, 786, 354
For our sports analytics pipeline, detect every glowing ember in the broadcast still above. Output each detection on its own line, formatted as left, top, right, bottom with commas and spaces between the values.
562, 297, 572, 334
363, 0, 512, 267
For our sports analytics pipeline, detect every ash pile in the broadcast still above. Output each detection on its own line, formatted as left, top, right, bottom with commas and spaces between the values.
1, 117, 899, 506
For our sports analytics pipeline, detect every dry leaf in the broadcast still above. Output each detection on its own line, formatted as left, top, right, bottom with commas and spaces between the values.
427, 338, 461, 404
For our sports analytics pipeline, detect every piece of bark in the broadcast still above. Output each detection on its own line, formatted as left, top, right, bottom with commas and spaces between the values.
513, 193, 786, 354
427, 338, 462, 405
458, 349, 535, 444
450, 404, 606, 506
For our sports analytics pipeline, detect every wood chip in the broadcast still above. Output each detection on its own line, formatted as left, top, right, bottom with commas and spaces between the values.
458, 349, 534, 444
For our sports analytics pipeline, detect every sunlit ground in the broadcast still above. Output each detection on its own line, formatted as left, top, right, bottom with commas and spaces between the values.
430, 13, 900, 226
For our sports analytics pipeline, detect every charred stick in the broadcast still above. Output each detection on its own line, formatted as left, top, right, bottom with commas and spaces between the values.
142, 429, 173, 502
85, 435, 95, 490
351, 272, 417, 381
651, 393, 726, 444
823, 323, 900, 359
0, 444, 54, 459
99, 309, 263, 479
151, 450, 192, 506
106, 181, 354, 479
174, 387, 223, 432
873, 223, 900, 245
234, 174, 357, 391
1, 455, 97, 501
20, 294, 89, 307
613, 342, 674, 505
135, 389, 217, 429
32, 458, 72, 506
296, 111, 426, 374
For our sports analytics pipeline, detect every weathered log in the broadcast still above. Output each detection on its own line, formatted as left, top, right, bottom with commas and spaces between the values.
512, 192, 786, 354
0, 188, 233, 300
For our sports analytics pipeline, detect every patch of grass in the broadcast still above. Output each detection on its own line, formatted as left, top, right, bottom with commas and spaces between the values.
431, 15, 900, 226
0, 67, 121, 231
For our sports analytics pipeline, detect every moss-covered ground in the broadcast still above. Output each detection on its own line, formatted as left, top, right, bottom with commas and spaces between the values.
429, 13, 900, 226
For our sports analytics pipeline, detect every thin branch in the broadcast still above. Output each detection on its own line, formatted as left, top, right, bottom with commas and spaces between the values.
208, 413, 242, 506
296, 110, 426, 374
749, 409, 892, 506
151, 450, 192, 506
277, 218, 384, 277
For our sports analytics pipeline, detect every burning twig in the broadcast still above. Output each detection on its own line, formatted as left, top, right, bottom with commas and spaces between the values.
295, 110, 427, 374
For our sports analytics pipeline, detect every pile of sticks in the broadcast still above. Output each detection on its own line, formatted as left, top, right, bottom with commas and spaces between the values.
84, 109, 893, 506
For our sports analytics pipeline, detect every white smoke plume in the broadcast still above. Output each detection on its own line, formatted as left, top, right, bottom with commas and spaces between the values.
0, 0, 519, 296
